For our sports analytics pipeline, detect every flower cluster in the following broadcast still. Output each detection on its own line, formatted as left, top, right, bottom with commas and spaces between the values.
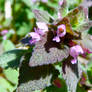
29, 22, 48, 44
24, 0, 92, 66
29, 21, 85, 64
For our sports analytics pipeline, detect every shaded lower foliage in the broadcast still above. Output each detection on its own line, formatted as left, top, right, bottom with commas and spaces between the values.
16, 52, 59, 92
62, 56, 82, 92
0, 49, 27, 69
45, 79, 67, 92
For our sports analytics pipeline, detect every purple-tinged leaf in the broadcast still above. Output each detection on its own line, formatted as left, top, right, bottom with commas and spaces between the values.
81, 0, 92, 8
76, 21, 92, 32
29, 31, 69, 67
58, 0, 68, 18
17, 53, 59, 92
66, 6, 88, 29
62, 57, 82, 92
33, 9, 54, 23
80, 32, 92, 52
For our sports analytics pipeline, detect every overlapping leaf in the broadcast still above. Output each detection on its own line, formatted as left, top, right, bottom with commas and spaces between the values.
17, 53, 59, 92
0, 49, 27, 92
62, 57, 82, 92
29, 31, 69, 67
66, 6, 89, 31
58, 0, 82, 18
58, 0, 68, 18
33, 9, 54, 24
80, 32, 92, 52
0, 49, 26, 68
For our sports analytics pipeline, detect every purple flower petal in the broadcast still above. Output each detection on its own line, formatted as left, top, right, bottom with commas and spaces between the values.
70, 45, 84, 58
52, 24, 66, 42
70, 45, 84, 64
29, 32, 41, 44
53, 36, 60, 42
71, 58, 77, 64
1, 30, 8, 35
36, 22, 48, 34
57, 24, 66, 37
34, 28, 45, 36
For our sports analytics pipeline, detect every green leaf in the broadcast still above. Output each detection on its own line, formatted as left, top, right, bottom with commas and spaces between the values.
22, 0, 31, 8
33, 9, 54, 23
44, 79, 67, 92
75, 21, 92, 32
3, 68, 19, 84
17, 23, 32, 36
87, 68, 92, 84
66, 6, 88, 30
67, 0, 82, 9
0, 68, 19, 92
0, 76, 16, 92
0, 49, 26, 68
0, 49, 26, 92
2, 40, 15, 51
59, 0, 68, 18
0, 86, 7, 92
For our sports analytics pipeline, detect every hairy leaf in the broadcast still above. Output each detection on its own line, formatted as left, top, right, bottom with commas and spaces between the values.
17, 53, 59, 92
80, 32, 92, 52
58, 0, 68, 18
58, 0, 82, 18
66, 0, 82, 9
76, 21, 92, 32
81, 0, 92, 8
62, 57, 82, 92
33, 9, 54, 23
66, 6, 88, 30
29, 31, 69, 67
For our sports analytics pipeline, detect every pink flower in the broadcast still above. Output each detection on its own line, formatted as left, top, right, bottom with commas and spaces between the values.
36, 22, 48, 34
59, 0, 63, 6
83, 48, 92, 54
29, 31, 40, 44
69, 45, 84, 64
53, 24, 66, 42
29, 22, 48, 44
1, 30, 8, 35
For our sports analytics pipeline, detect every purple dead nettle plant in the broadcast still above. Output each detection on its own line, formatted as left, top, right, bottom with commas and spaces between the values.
20, 0, 92, 91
